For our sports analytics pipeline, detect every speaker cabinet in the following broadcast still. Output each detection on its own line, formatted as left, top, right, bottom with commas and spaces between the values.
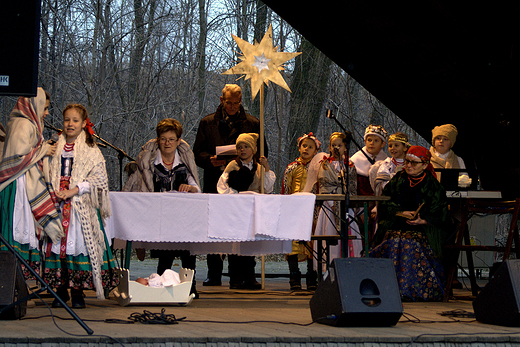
473, 260, 520, 327
0, 1, 41, 96
309, 258, 402, 327
0, 251, 28, 320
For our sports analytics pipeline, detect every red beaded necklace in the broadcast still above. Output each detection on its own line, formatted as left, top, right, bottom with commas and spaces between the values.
408, 172, 426, 188
162, 158, 174, 166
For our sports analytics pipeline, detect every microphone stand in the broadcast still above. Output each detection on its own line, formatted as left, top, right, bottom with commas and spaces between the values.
91, 133, 134, 191
335, 148, 350, 258
326, 110, 375, 165
343, 145, 351, 258
326, 109, 363, 152
44, 121, 134, 191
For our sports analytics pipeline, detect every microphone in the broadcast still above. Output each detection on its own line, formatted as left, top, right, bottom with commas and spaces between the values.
49, 133, 60, 145
333, 147, 340, 159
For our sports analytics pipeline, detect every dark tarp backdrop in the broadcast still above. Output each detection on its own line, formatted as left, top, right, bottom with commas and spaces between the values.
263, 0, 520, 198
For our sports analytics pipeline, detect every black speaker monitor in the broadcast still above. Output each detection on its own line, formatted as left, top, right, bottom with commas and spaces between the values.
473, 260, 520, 327
0, 1, 41, 96
309, 258, 402, 327
0, 251, 29, 320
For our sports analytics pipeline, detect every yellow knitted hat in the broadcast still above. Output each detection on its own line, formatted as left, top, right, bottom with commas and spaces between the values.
432, 124, 458, 147
236, 133, 259, 154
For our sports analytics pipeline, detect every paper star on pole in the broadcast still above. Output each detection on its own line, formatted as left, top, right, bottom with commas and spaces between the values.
222, 24, 301, 100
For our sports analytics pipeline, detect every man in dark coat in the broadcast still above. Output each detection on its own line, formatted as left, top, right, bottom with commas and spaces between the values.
193, 84, 268, 289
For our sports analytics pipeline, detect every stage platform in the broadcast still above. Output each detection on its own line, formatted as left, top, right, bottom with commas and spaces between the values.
1, 275, 520, 347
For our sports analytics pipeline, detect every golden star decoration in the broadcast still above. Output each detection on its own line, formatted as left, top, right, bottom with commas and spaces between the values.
222, 24, 301, 100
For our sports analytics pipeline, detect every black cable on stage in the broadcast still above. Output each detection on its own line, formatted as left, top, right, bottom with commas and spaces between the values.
400, 311, 468, 324
407, 330, 520, 347
438, 309, 475, 319
19, 286, 126, 347
128, 308, 185, 324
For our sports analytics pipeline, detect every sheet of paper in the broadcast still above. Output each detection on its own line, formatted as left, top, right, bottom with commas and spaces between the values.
216, 145, 237, 156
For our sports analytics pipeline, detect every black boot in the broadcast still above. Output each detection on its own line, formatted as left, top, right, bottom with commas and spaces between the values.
306, 270, 318, 291
71, 288, 85, 309
288, 255, 302, 291
51, 286, 70, 308
289, 271, 302, 291
204, 254, 223, 286
241, 256, 261, 290
228, 254, 242, 289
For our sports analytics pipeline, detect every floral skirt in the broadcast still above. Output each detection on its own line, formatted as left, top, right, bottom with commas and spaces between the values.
0, 180, 41, 280
43, 211, 119, 291
369, 230, 445, 302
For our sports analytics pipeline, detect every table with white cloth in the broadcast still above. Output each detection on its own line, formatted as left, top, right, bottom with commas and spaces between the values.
106, 191, 316, 269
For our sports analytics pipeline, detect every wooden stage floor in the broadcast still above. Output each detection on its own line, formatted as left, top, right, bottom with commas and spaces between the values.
1, 277, 520, 347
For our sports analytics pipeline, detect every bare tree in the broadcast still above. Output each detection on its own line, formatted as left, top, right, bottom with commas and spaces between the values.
196, 0, 208, 114
0, 0, 428, 192
286, 37, 332, 162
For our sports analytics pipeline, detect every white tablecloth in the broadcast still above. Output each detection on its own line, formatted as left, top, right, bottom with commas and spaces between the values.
106, 191, 316, 256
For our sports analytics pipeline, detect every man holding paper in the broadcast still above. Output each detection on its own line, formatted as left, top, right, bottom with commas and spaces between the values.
193, 84, 268, 288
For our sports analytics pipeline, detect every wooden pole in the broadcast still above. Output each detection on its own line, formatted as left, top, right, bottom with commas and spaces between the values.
259, 83, 265, 289
259, 83, 265, 193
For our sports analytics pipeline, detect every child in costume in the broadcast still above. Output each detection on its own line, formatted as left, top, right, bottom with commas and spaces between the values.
430, 124, 469, 289
44, 104, 117, 308
0, 88, 63, 279
350, 124, 388, 195
217, 133, 275, 194
281, 132, 321, 291
429, 124, 469, 185
217, 133, 275, 289
370, 132, 410, 196
350, 125, 388, 250
312, 132, 357, 269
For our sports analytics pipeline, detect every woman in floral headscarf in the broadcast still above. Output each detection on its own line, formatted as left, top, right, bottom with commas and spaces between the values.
370, 146, 450, 302
0, 88, 63, 278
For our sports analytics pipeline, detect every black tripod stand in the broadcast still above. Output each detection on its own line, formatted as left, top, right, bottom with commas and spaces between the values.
0, 233, 93, 334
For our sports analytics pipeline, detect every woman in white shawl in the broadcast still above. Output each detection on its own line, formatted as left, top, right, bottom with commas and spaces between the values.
43, 104, 117, 309
0, 88, 63, 278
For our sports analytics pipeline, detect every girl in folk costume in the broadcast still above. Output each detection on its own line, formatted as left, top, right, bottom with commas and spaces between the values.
370, 146, 449, 301
217, 133, 275, 289
44, 104, 117, 308
0, 88, 63, 278
370, 132, 410, 196
308, 132, 357, 271
281, 132, 321, 291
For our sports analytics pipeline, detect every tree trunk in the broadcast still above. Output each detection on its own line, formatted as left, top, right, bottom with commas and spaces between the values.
196, 0, 207, 115
287, 37, 333, 160
128, 0, 148, 104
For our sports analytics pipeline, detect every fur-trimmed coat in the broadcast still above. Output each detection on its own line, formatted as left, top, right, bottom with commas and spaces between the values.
123, 138, 200, 193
